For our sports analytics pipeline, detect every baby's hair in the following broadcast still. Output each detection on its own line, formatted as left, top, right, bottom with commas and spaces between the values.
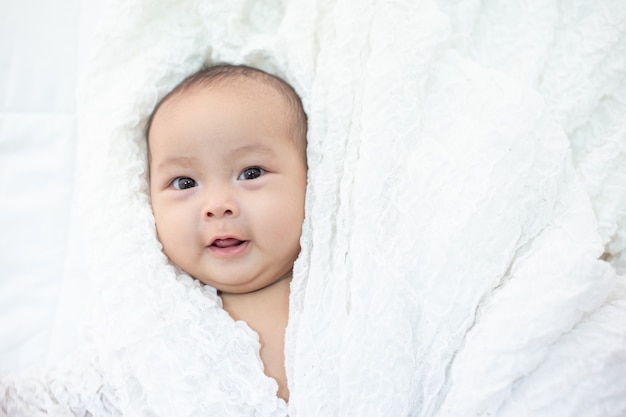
146, 64, 308, 156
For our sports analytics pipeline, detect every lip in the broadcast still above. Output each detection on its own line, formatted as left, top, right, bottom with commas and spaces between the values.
207, 236, 250, 258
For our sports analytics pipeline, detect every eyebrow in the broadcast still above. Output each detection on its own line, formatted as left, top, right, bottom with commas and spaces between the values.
154, 144, 276, 170
229, 143, 276, 158
156, 156, 199, 170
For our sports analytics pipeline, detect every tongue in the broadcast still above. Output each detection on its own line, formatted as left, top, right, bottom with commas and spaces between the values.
213, 238, 242, 248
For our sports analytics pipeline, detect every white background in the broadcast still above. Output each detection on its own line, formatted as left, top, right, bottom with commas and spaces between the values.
0, 0, 105, 372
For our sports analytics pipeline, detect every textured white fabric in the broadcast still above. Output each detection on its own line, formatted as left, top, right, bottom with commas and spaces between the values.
2, 0, 626, 416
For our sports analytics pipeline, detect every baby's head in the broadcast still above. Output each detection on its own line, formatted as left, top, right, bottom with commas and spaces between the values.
147, 64, 308, 294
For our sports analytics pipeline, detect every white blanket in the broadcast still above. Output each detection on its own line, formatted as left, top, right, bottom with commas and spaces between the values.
2, 0, 625, 416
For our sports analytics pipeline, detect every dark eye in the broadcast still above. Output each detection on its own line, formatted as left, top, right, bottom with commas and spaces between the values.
170, 177, 197, 190
238, 167, 266, 181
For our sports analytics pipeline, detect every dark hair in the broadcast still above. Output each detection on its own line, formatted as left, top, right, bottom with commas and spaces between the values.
146, 64, 307, 153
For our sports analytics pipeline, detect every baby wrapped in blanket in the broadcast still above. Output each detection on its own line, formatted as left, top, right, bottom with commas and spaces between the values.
147, 64, 308, 404
2, 0, 626, 416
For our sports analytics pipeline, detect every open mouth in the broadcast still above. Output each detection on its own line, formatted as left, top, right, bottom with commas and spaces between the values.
210, 238, 246, 248
208, 238, 250, 257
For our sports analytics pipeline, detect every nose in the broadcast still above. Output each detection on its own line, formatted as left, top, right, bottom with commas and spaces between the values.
203, 185, 240, 219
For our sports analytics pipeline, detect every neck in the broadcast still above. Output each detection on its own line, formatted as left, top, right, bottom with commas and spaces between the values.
219, 273, 292, 325
220, 273, 291, 331
220, 274, 292, 402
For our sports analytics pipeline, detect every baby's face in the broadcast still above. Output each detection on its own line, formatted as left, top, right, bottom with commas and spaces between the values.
148, 79, 307, 294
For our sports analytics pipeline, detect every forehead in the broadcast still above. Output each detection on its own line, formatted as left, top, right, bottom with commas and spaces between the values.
147, 77, 301, 160
164, 76, 288, 114
151, 78, 292, 135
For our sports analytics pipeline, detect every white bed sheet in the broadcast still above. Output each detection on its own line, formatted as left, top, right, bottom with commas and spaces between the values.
0, 0, 105, 373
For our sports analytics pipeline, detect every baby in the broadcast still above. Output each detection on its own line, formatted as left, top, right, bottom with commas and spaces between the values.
146, 64, 308, 402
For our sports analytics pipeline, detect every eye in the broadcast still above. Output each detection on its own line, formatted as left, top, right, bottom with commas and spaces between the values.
170, 177, 197, 190
238, 167, 266, 181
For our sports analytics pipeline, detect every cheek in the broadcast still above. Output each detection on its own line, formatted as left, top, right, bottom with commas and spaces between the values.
256, 188, 305, 243
152, 201, 188, 251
